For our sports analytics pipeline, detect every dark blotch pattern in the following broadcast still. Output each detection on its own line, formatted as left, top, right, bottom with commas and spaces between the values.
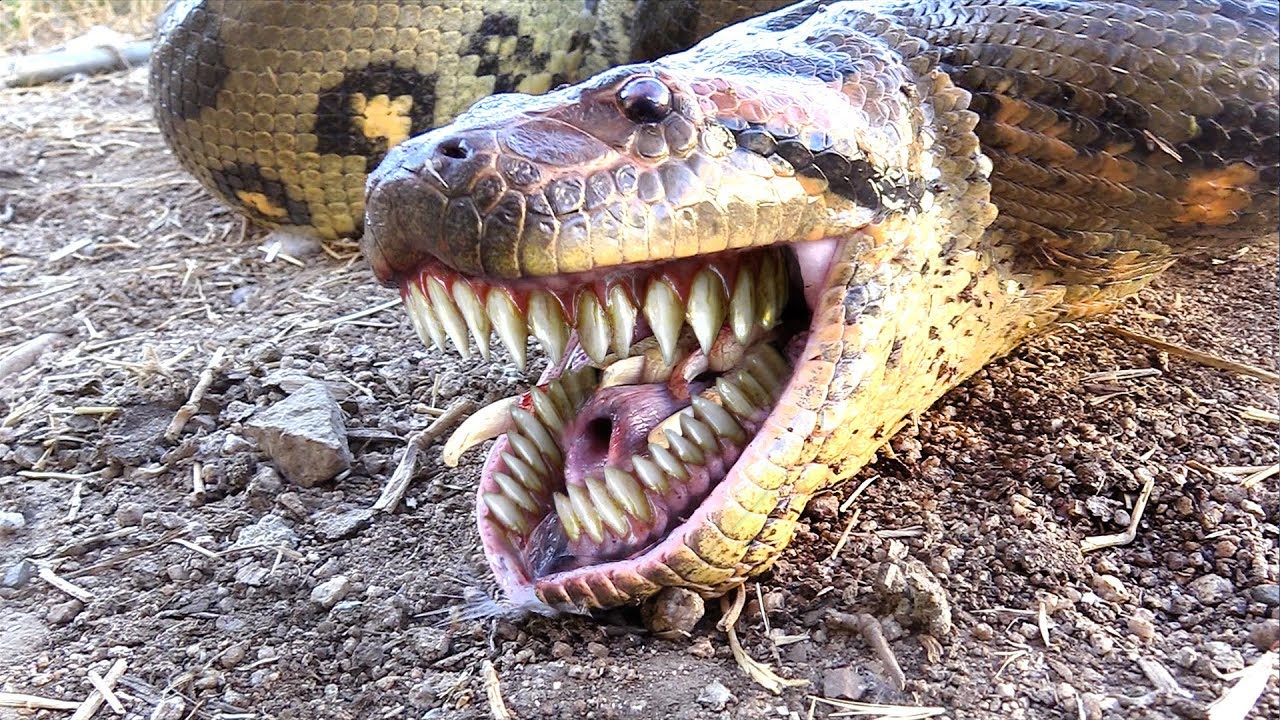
313, 65, 439, 172
149, 2, 228, 121
210, 162, 311, 227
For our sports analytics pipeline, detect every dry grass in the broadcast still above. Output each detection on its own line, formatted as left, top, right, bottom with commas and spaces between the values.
0, 0, 162, 53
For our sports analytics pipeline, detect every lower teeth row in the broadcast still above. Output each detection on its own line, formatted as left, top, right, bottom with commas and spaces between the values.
481, 344, 791, 549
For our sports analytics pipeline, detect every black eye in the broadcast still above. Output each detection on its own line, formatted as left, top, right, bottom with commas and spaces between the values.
617, 76, 672, 124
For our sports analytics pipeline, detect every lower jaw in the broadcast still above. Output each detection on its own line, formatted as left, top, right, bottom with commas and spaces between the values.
396, 238, 842, 613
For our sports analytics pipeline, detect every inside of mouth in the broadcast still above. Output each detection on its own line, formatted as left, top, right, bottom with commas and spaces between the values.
400, 246, 809, 582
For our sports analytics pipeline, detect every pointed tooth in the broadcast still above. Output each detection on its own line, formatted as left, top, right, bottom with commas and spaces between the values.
648, 408, 691, 447
757, 252, 782, 331
607, 284, 637, 356
604, 468, 651, 522
406, 283, 447, 351
528, 292, 569, 360
632, 455, 669, 494
511, 407, 562, 464
531, 388, 567, 432
745, 351, 783, 389
757, 344, 790, 377
453, 282, 491, 361
735, 369, 773, 406
553, 492, 581, 541
730, 266, 756, 344
692, 395, 746, 442
649, 443, 688, 480
426, 277, 470, 358
441, 396, 518, 467
679, 414, 719, 453
506, 433, 549, 486
502, 452, 543, 495
487, 290, 527, 371
586, 476, 629, 536
567, 484, 605, 543
643, 279, 683, 366
484, 491, 528, 534
494, 468, 539, 512
576, 292, 612, 364
601, 355, 646, 388
547, 381, 575, 417
715, 378, 757, 419
664, 428, 704, 464
687, 268, 726, 356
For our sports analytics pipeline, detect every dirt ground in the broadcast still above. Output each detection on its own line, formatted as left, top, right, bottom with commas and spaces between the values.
1, 40, 1278, 720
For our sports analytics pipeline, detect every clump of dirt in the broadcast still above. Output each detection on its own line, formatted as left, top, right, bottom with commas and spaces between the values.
1, 54, 1276, 720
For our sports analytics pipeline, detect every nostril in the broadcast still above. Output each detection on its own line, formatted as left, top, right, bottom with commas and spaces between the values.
438, 138, 470, 160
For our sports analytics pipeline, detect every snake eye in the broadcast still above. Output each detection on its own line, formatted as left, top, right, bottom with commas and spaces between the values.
617, 76, 672, 124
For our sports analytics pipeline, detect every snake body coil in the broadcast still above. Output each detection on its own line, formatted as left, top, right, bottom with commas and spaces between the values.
154, 0, 1278, 612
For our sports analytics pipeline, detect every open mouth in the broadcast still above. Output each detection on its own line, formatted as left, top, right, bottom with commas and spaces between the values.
393, 240, 832, 609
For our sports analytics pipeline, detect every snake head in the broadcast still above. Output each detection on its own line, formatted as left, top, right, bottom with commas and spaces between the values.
361, 3, 959, 614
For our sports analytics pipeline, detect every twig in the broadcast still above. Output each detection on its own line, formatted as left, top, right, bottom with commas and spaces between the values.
481, 660, 512, 720
1082, 471, 1155, 553
1207, 651, 1278, 720
827, 611, 906, 691
85, 666, 126, 715
809, 697, 946, 719
372, 399, 475, 512
70, 659, 126, 720
165, 347, 227, 441
718, 585, 808, 694
0, 692, 81, 711
36, 564, 93, 603
1103, 326, 1279, 385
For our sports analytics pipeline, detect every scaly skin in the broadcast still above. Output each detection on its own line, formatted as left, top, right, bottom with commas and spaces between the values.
153, 0, 1279, 613
363, 0, 1277, 613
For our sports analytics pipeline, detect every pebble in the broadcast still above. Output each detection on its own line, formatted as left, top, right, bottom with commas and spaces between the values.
2, 559, 36, 589
231, 514, 297, 551
1127, 611, 1156, 642
1188, 574, 1234, 605
807, 494, 839, 520
310, 575, 351, 609
972, 623, 994, 641
149, 697, 186, 720
686, 637, 715, 658
696, 681, 735, 711
1201, 641, 1244, 674
641, 587, 705, 637
243, 383, 351, 487
1248, 584, 1279, 607
586, 642, 609, 659
550, 641, 573, 660
114, 502, 145, 527
313, 507, 372, 542
1247, 619, 1280, 651
822, 667, 868, 701
0, 511, 26, 534
1091, 574, 1130, 604
47, 599, 83, 625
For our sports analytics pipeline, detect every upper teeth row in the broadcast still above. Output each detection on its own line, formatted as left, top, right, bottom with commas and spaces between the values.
401, 252, 788, 369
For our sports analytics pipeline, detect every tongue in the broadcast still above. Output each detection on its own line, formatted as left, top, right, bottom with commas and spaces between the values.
561, 384, 688, 489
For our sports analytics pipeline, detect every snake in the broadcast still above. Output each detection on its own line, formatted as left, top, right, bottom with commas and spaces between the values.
152, 0, 1279, 614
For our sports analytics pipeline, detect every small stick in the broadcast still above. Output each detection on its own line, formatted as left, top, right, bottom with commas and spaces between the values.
481, 660, 512, 720
828, 611, 906, 691
70, 659, 126, 720
372, 399, 475, 512
36, 564, 93, 603
1103, 325, 1279, 385
1082, 471, 1155, 553
0, 692, 81, 710
719, 586, 808, 694
165, 347, 227, 441
191, 462, 206, 500
85, 666, 126, 715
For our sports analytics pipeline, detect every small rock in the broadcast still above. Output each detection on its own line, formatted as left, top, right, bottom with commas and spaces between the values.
807, 494, 840, 521
0, 511, 26, 534
244, 383, 351, 487
47, 599, 83, 625
313, 507, 373, 542
642, 587, 705, 637
1188, 574, 1234, 605
1247, 620, 1280, 651
310, 575, 351, 609
822, 666, 868, 701
1248, 584, 1279, 607
686, 636, 715, 658
231, 514, 297, 551
550, 641, 573, 660
972, 622, 994, 641
1201, 640, 1244, 674
1127, 611, 1156, 642
875, 559, 952, 637
114, 502, 145, 527
246, 466, 283, 509
586, 642, 609, 659
2, 559, 36, 589
1092, 574, 1130, 604
1079, 693, 1105, 720
149, 697, 186, 720
234, 563, 269, 586
696, 680, 735, 711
